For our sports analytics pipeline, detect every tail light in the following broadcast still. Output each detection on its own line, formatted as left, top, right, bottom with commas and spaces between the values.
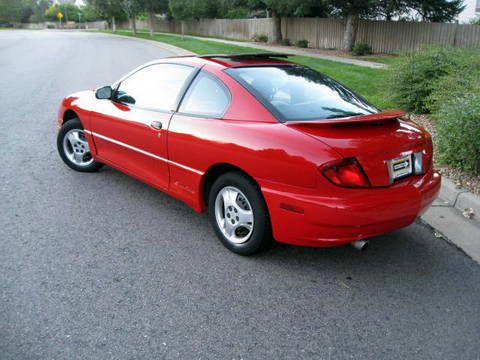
321, 158, 371, 188
424, 137, 434, 171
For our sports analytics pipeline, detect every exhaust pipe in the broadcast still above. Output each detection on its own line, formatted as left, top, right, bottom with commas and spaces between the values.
350, 240, 369, 251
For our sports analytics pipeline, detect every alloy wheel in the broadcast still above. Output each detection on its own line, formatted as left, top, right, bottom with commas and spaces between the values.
214, 186, 254, 244
62, 129, 94, 167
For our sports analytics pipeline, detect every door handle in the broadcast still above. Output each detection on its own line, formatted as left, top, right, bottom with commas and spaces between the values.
150, 121, 163, 130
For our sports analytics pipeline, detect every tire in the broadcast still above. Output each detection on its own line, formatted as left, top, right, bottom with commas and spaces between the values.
57, 118, 103, 172
208, 171, 272, 255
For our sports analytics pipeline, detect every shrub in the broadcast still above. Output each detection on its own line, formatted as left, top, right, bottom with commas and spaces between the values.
388, 46, 460, 113
388, 46, 480, 173
352, 43, 372, 56
296, 39, 308, 48
435, 91, 480, 174
252, 34, 268, 43
280, 38, 291, 46
429, 55, 480, 174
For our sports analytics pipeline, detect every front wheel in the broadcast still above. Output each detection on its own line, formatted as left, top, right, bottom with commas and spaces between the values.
57, 118, 103, 172
208, 172, 272, 255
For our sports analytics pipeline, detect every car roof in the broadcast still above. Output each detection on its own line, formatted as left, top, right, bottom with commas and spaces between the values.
159, 53, 296, 69
112, 53, 295, 91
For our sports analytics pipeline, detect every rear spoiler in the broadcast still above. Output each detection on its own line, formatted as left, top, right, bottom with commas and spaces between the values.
286, 110, 407, 126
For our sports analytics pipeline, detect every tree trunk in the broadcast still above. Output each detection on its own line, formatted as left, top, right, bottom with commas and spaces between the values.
112, 16, 116, 32
131, 15, 136, 35
149, 11, 154, 38
270, 9, 281, 43
343, 13, 359, 52
181, 20, 185, 40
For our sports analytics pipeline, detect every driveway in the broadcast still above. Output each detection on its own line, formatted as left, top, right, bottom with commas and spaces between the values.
0, 30, 479, 360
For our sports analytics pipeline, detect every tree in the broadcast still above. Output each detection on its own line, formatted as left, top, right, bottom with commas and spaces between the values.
87, 0, 126, 31
245, 0, 320, 43
325, 0, 378, 51
31, 0, 53, 22
376, 0, 406, 20
169, 0, 194, 39
44, 3, 81, 22
19, 0, 35, 23
406, 0, 464, 22
0, 0, 28, 24
220, 0, 251, 18
169, 0, 223, 20
326, 0, 465, 51
44, 5, 59, 21
121, 0, 143, 34
140, 0, 168, 36
80, 4, 102, 22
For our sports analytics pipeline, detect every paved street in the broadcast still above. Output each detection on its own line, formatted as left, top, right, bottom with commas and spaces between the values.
0, 30, 479, 360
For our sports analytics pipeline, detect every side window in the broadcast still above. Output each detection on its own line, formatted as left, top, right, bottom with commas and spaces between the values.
115, 64, 194, 111
179, 71, 230, 118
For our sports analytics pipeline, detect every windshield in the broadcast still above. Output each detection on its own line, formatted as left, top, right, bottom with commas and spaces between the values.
225, 65, 379, 122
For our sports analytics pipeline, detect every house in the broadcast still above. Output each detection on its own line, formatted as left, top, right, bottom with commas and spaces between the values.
458, 0, 480, 23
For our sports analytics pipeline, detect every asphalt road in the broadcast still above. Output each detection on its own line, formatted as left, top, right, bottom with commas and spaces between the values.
1, 30, 479, 360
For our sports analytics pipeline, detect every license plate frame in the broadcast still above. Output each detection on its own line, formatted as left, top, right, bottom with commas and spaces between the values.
388, 154, 413, 182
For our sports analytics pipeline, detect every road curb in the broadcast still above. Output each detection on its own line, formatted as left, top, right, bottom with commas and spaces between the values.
421, 177, 480, 263
92, 31, 195, 57
440, 177, 479, 222
456, 192, 480, 221
439, 177, 467, 206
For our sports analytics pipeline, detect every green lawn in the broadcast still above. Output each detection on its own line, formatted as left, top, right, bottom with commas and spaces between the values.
101, 29, 261, 54
98, 29, 395, 109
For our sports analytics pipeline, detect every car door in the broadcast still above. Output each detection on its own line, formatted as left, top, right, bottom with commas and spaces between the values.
90, 63, 197, 191
167, 70, 231, 208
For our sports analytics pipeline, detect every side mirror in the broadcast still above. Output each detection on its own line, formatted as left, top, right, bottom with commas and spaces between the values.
95, 86, 113, 100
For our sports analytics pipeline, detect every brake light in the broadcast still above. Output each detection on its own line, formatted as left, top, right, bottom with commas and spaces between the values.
321, 158, 371, 188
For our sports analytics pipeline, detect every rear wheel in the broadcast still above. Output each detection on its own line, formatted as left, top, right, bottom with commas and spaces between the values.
57, 118, 103, 172
208, 172, 272, 255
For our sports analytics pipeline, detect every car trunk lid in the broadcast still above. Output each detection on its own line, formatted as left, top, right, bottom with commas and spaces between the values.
286, 111, 430, 187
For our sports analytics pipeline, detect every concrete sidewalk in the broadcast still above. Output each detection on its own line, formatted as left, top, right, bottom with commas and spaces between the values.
154, 32, 388, 69
422, 178, 480, 263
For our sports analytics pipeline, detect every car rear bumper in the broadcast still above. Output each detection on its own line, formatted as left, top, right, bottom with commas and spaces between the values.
260, 170, 441, 247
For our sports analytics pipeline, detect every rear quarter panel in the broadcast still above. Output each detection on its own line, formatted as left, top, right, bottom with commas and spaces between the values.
167, 115, 341, 211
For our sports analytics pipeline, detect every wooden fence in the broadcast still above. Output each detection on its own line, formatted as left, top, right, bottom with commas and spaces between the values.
18, 21, 108, 30
122, 17, 274, 41
119, 17, 480, 54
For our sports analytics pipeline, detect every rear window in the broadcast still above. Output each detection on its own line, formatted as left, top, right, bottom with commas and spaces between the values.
225, 65, 378, 122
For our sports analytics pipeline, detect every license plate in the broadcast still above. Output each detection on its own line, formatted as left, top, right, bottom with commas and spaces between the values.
388, 154, 413, 181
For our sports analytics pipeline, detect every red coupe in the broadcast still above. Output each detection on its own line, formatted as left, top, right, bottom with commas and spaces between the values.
57, 53, 440, 255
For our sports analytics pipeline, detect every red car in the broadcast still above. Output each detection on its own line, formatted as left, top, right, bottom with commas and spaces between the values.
56, 53, 440, 255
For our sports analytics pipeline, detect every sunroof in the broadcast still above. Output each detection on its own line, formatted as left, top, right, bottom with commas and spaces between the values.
198, 53, 290, 60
